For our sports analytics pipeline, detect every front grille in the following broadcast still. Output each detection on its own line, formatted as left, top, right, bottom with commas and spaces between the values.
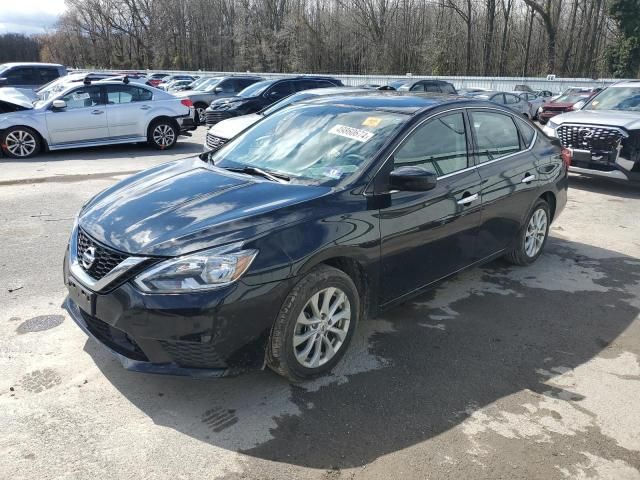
543, 106, 570, 112
160, 341, 225, 368
206, 132, 228, 150
205, 110, 232, 126
77, 229, 128, 280
557, 125, 626, 151
80, 310, 148, 361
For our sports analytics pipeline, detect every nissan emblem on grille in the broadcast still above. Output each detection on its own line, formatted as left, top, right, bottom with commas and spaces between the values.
82, 246, 96, 269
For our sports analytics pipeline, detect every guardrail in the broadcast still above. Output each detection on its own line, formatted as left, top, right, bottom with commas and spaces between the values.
78, 69, 628, 93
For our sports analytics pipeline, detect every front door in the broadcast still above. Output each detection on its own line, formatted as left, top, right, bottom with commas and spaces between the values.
45, 85, 108, 145
378, 111, 483, 304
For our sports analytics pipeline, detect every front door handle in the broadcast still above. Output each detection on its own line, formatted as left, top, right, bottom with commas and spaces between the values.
457, 193, 479, 205
521, 174, 536, 184
140, 105, 152, 110
91, 110, 104, 115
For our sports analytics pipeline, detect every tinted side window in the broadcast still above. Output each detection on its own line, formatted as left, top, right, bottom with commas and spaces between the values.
5, 68, 37, 85
106, 85, 152, 104
515, 117, 536, 148
267, 81, 295, 98
218, 79, 236, 93
297, 80, 318, 90
39, 68, 60, 83
238, 78, 258, 90
61, 86, 104, 109
395, 112, 468, 176
410, 83, 425, 92
425, 83, 441, 93
312, 80, 335, 89
471, 111, 521, 163
492, 94, 506, 104
441, 83, 456, 94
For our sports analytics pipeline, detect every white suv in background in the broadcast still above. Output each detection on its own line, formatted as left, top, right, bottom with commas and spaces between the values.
0, 78, 196, 159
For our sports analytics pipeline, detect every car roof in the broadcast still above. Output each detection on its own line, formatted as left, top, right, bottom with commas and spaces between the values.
609, 81, 640, 88
0, 62, 64, 68
297, 91, 476, 114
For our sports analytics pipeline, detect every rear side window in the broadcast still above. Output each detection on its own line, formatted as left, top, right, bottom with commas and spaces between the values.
267, 81, 295, 99
470, 111, 521, 162
39, 68, 60, 83
491, 94, 506, 104
425, 83, 442, 93
515, 117, 536, 148
394, 112, 469, 176
441, 83, 456, 94
106, 85, 152, 104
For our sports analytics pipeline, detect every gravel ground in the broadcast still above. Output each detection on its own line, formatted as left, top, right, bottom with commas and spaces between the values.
0, 128, 639, 480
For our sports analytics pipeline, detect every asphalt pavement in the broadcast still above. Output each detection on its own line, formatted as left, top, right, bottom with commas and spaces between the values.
0, 128, 639, 480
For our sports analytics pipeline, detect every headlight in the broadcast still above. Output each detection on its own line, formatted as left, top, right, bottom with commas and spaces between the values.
134, 243, 258, 293
547, 120, 558, 130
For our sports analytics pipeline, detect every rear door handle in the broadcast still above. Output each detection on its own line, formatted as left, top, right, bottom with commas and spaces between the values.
91, 110, 104, 115
140, 105, 152, 110
521, 174, 536, 184
457, 193, 479, 205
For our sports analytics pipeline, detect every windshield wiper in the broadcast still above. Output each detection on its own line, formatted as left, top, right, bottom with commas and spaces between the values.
223, 165, 290, 183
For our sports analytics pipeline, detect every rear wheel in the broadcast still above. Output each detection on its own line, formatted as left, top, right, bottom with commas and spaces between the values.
504, 199, 550, 266
267, 265, 359, 382
1, 126, 40, 159
147, 119, 178, 150
194, 103, 207, 125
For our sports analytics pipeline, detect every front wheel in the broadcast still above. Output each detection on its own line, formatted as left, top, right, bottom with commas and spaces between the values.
504, 199, 550, 266
1, 126, 40, 159
267, 265, 359, 382
147, 119, 178, 150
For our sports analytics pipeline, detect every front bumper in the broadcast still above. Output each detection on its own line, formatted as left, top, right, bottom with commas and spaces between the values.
63, 250, 293, 376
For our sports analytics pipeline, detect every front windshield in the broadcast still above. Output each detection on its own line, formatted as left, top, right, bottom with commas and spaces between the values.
584, 87, 640, 111
210, 104, 407, 184
238, 80, 272, 98
261, 92, 316, 116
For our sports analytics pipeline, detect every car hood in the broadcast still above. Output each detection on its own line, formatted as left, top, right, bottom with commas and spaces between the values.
549, 109, 640, 130
0, 88, 33, 109
210, 96, 248, 107
79, 158, 330, 257
208, 114, 262, 139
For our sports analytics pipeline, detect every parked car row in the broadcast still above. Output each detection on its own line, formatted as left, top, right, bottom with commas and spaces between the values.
542, 81, 640, 182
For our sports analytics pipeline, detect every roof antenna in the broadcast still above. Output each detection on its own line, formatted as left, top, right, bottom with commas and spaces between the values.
83, 75, 91, 85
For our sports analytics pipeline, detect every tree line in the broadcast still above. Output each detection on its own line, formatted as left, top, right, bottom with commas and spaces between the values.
3, 0, 640, 78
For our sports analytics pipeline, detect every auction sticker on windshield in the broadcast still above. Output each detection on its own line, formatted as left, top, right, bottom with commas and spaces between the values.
329, 124, 375, 143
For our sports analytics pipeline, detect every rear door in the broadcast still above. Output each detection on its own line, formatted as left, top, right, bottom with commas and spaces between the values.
469, 109, 541, 258
378, 110, 483, 303
104, 85, 154, 139
45, 85, 108, 145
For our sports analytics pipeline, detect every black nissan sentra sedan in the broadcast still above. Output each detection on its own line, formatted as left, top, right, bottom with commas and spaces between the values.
64, 93, 568, 382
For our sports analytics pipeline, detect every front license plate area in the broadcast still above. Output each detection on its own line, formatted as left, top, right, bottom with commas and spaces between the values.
67, 277, 96, 316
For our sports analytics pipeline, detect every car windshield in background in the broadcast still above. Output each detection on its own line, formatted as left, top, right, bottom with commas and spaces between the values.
260, 92, 316, 116
389, 80, 407, 89
555, 93, 589, 104
584, 87, 640, 111
237, 80, 272, 98
211, 104, 407, 184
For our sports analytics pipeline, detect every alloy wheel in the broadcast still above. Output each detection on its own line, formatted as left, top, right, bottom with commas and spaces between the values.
152, 124, 176, 147
524, 208, 547, 257
5, 130, 37, 157
293, 287, 351, 368
196, 107, 206, 124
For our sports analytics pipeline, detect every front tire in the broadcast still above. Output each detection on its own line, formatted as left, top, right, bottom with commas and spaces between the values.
267, 265, 359, 382
504, 199, 550, 266
1, 126, 40, 159
147, 119, 178, 150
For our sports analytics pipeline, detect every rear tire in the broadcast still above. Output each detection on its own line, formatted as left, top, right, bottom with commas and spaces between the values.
194, 103, 207, 125
267, 265, 359, 382
147, 119, 178, 150
504, 199, 550, 266
1, 126, 40, 159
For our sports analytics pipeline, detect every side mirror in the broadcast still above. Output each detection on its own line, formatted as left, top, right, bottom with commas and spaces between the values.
572, 100, 586, 110
214, 87, 223, 94
51, 99, 67, 110
389, 166, 437, 192
0, 77, 7, 87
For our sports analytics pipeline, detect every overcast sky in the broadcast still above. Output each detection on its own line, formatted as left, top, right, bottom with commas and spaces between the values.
0, 0, 67, 35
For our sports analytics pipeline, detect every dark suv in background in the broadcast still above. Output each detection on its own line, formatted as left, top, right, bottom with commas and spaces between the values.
204, 76, 343, 126
0, 62, 67, 90
395, 79, 457, 94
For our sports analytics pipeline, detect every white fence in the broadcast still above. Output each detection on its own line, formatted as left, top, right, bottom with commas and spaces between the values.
86, 68, 630, 93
